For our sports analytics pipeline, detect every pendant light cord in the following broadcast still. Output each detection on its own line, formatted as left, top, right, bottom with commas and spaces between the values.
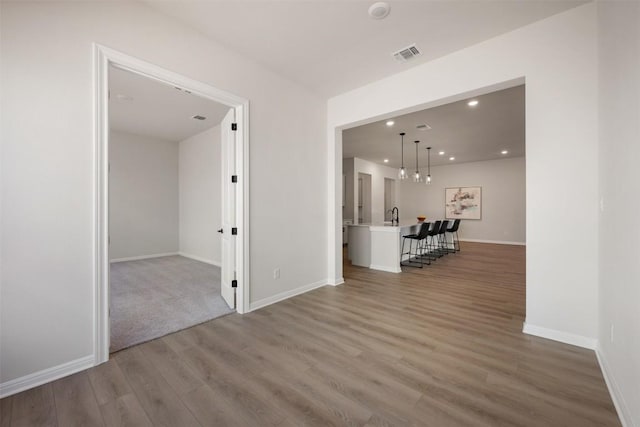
400, 133, 405, 169
426, 146, 432, 184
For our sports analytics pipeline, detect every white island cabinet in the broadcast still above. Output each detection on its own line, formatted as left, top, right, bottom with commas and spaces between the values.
347, 222, 421, 273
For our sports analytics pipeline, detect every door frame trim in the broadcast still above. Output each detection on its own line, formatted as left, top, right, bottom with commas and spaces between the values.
93, 44, 250, 365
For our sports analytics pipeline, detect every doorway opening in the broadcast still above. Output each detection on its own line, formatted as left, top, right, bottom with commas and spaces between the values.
338, 82, 526, 289
384, 178, 395, 221
94, 45, 250, 364
357, 173, 372, 223
107, 65, 235, 352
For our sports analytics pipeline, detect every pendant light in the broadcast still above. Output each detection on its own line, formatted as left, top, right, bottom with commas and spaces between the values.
426, 146, 432, 184
413, 140, 421, 183
398, 132, 407, 180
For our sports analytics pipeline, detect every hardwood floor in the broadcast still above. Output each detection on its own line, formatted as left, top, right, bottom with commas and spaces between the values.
1, 242, 620, 426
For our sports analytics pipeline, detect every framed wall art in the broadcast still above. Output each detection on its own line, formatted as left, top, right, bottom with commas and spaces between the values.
445, 186, 482, 220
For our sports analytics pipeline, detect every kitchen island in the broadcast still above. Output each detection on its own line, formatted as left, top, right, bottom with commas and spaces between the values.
347, 222, 421, 273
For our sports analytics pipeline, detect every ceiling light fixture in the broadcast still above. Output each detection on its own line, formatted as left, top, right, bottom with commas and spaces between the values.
386, 120, 395, 127
438, 151, 445, 155
368, 2, 390, 19
398, 132, 407, 180
467, 99, 479, 107
413, 140, 422, 183
501, 150, 508, 155
449, 156, 455, 161
384, 158, 389, 163
426, 147, 432, 185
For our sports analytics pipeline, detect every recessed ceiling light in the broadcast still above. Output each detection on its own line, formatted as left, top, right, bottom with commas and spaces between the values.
368, 2, 390, 19
501, 150, 508, 155
386, 120, 394, 126
192, 115, 207, 121
383, 159, 389, 163
449, 156, 455, 161
438, 151, 445, 155
467, 100, 479, 107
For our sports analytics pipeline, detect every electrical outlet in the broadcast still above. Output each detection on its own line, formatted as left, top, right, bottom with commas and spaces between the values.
610, 324, 614, 343
273, 268, 280, 279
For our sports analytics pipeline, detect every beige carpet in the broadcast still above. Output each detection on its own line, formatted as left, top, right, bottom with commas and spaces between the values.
110, 255, 233, 352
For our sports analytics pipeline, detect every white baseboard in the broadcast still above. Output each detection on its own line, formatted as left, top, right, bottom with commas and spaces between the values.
178, 252, 221, 267
522, 322, 597, 349
369, 264, 402, 273
596, 347, 634, 427
0, 355, 94, 399
460, 238, 526, 246
327, 277, 344, 286
249, 279, 327, 311
110, 252, 179, 263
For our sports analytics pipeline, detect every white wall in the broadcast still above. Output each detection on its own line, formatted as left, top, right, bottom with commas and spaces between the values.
397, 157, 526, 244
597, 1, 640, 425
109, 131, 179, 260
0, 1, 326, 388
329, 4, 599, 345
179, 126, 221, 265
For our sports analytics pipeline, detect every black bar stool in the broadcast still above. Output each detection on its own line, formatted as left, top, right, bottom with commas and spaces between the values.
434, 220, 449, 257
424, 220, 442, 262
401, 222, 431, 268
446, 219, 461, 253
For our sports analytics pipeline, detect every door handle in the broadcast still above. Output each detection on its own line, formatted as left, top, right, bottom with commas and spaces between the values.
217, 228, 223, 234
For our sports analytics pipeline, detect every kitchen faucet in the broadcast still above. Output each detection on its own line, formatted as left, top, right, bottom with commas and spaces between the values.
391, 207, 399, 225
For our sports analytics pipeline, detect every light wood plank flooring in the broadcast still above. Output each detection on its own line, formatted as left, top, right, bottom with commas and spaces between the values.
1, 242, 620, 426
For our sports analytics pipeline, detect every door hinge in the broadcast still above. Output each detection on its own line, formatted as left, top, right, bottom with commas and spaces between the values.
231, 227, 238, 235
231, 279, 238, 288
231, 175, 237, 183
231, 123, 237, 131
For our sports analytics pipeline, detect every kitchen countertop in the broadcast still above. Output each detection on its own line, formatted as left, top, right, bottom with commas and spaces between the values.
347, 221, 425, 273
347, 221, 422, 228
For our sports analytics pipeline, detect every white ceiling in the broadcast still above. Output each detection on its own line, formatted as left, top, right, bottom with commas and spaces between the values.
343, 85, 525, 168
143, 0, 585, 96
109, 66, 230, 141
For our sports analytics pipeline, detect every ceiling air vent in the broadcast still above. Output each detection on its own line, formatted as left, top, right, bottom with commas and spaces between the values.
192, 115, 207, 121
393, 44, 422, 63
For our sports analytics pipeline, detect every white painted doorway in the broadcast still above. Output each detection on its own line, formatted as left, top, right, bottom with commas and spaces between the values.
384, 178, 395, 221
220, 108, 236, 308
93, 44, 250, 364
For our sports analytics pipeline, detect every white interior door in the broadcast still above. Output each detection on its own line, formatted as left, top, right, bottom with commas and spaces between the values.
220, 108, 236, 309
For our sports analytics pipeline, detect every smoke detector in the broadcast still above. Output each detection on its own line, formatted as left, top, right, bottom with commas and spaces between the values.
393, 44, 422, 62
368, 2, 390, 19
